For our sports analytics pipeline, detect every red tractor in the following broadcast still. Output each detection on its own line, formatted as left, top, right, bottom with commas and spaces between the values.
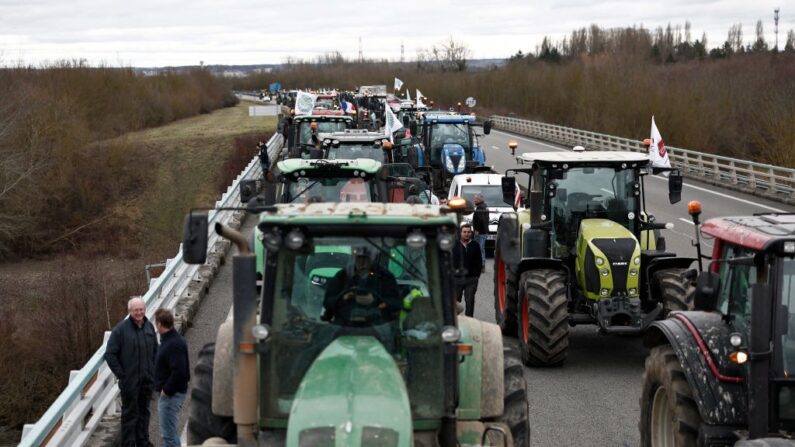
640, 202, 795, 446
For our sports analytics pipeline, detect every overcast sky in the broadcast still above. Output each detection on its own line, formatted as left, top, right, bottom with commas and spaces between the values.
0, 0, 790, 67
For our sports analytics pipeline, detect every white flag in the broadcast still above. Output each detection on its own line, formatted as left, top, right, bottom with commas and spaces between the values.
649, 116, 671, 171
294, 91, 317, 115
416, 89, 426, 108
394, 77, 403, 91
406, 90, 411, 101
384, 104, 403, 143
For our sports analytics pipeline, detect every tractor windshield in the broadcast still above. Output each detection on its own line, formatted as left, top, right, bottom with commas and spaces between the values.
298, 121, 348, 145
327, 144, 386, 162
286, 176, 372, 203
461, 185, 514, 207
429, 123, 470, 160
779, 258, 795, 377
548, 166, 638, 250
262, 235, 445, 421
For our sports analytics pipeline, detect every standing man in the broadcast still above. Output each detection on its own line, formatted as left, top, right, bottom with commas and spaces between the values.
452, 223, 483, 317
105, 297, 158, 447
472, 194, 489, 272
154, 308, 190, 447
257, 140, 271, 180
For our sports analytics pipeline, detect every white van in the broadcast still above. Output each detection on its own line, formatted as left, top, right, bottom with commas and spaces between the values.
448, 173, 520, 246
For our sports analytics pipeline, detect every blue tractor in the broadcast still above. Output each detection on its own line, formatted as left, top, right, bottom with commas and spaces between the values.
409, 113, 493, 195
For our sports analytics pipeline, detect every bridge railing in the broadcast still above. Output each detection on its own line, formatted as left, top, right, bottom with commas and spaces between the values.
490, 115, 795, 203
19, 133, 284, 447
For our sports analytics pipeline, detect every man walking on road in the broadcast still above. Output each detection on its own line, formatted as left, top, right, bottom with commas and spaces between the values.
105, 297, 158, 447
154, 308, 190, 447
472, 194, 489, 272
453, 223, 483, 317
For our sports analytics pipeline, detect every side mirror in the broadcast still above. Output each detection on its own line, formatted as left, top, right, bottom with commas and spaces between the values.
182, 212, 208, 264
668, 170, 683, 204
501, 177, 517, 208
402, 115, 410, 128
483, 120, 493, 135
239, 179, 257, 204
693, 271, 720, 311
409, 121, 418, 137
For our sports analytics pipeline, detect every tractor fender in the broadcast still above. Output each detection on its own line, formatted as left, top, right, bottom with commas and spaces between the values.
212, 313, 235, 417
517, 258, 570, 280
644, 311, 747, 426
456, 316, 504, 420
496, 213, 520, 266
645, 255, 696, 279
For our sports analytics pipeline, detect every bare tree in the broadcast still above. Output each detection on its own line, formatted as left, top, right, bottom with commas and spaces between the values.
752, 20, 768, 52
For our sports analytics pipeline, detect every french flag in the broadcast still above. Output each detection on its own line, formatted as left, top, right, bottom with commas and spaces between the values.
340, 98, 356, 114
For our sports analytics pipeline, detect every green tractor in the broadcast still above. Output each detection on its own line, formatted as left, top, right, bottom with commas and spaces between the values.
494, 150, 693, 366
181, 202, 531, 446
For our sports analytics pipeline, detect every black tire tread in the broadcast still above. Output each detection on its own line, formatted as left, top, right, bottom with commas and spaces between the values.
499, 338, 531, 446
518, 269, 569, 367
639, 345, 702, 446
654, 268, 694, 314
187, 343, 236, 445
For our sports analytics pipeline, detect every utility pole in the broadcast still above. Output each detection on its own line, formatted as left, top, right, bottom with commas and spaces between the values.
401, 41, 405, 63
358, 36, 363, 62
774, 8, 780, 50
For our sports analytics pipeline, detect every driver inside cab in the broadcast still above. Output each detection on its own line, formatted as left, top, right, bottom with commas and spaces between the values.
322, 247, 401, 324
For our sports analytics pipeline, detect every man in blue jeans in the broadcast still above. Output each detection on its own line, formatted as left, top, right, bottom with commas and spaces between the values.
154, 308, 190, 447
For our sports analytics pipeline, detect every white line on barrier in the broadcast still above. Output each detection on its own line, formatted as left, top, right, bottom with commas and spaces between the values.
646, 175, 786, 213
678, 218, 695, 226
491, 129, 568, 151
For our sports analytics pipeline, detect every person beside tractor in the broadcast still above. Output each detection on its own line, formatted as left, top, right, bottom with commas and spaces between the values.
322, 246, 402, 325
472, 193, 489, 270
453, 222, 483, 317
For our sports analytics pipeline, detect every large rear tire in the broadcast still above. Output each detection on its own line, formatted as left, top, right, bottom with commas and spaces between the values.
654, 268, 694, 315
494, 248, 518, 335
639, 345, 702, 447
518, 269, 569, 367
499, 338, 531, 446
187, 343, 236, 445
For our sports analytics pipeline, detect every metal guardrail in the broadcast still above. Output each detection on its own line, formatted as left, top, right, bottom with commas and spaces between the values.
490, 115, 795, 203
19, 133, 284, 447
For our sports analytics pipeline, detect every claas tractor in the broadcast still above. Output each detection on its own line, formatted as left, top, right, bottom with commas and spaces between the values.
494, 150, 692, 366
180, 201, 531, 446
640, 205, 795, 446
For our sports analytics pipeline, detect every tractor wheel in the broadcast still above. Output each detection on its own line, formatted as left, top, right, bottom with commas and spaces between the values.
639, 345, 702, 447
499, 338, 531, 446
187, 343, 236, 445
517, 269, 569, 367
654, 268, 694, 315
493, 248, 518, 335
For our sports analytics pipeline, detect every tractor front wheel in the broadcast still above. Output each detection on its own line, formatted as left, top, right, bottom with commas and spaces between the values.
654, 268, 694, 315
494, 248, 518, 335
498, 338, 531, 446
187, 343, 236, 445
639, 345, 702, 447
517, 269, 569, 367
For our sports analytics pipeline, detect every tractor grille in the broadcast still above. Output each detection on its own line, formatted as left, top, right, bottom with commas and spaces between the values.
592, 238, 637, 296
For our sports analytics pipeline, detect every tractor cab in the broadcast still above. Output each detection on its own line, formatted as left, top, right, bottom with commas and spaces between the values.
416, 113, 493, 194
285, 112, 354, 158
180, 203, 530, 446
318, 129, 392, 163
641, 210, 795, 445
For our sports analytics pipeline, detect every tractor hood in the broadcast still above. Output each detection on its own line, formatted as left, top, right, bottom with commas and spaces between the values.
576, 219, 641, 300
442, 143, 466, 174
286, 336, 412, 447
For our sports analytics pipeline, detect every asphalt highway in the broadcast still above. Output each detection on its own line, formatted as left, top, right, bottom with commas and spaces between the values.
160, 130, 793, 447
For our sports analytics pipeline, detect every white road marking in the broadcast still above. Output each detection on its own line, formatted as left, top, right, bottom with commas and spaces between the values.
646, 175, 786, 212
491, 129, 568, 151
491, 146, 500, 150
678, 218, 695, 225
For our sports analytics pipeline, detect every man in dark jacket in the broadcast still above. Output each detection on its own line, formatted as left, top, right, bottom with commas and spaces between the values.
472, 193, 489, 271
452, 223, 483, 317
154, 308, 190, 447
105, 297, 158, 447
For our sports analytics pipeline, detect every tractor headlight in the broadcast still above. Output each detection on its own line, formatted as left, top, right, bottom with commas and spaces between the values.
456, 157, 466, 172
600, 268, 609, 277
634, 257, 641, 265
406, 231, 427, 248
600, 288, 609, 296
437, 233, 455, 251
284, 229, 305, 250
252, 324, 271, 341
628, 212, 636, 220
596, 257, 605, 266
445, 156, 455, 172
630, 269, 638, 276
263, 230, 282, 252
441, 326, 461, 343
629, 288, 637, 295
730, 333, 743, 347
